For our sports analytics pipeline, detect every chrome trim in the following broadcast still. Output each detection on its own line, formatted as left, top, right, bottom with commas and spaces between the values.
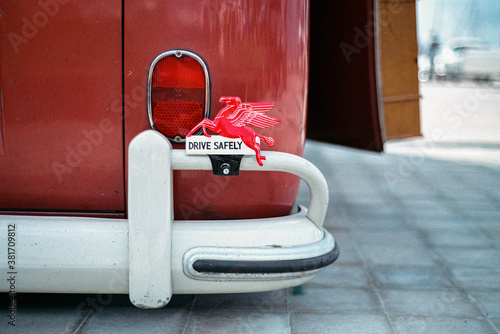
147, 50, 210, 143
182, 229, 336, 281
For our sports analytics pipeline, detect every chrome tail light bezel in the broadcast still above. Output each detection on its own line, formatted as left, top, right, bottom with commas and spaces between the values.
147, 49, 210, 143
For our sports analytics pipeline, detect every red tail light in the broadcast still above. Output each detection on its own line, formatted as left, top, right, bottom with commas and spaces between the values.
148, 50, 210, 142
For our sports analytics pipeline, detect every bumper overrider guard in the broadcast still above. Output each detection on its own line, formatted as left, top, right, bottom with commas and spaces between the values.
0, 130, 338, 309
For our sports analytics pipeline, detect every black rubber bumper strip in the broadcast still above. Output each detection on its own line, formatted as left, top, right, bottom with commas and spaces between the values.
192, 243, 339, 274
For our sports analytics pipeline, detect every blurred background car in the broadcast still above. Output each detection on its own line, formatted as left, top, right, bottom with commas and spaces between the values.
419, 37, 500, 82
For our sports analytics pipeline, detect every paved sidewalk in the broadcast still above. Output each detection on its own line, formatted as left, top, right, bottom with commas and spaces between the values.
385, 81, 500, 167
3, 139, 500, 333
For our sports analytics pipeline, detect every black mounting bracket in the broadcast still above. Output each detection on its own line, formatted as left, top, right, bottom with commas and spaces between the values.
208, 155, 244, 176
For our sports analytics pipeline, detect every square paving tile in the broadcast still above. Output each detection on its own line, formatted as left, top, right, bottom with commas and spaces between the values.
81, 306, 190, 334
451, 267, 500, 290
390, 315, 498, 334
463, 208, 500, 221
343, 203, 402, 220
408, 217, 472, 232
3, 307, 88, 334
329, 231, 364, 265
467, 290, 500, 317
436, 248, 500, 268
351, 230, 424, 245
386, 183, 439, 198
370, 265, 454, 289
379, 289, 482, 317
400, 199, 458, 218
490, 317, 500, 332
347, 215, 409, 231
287, 287, 382, 314
473, 220, 500, 235
291, 313, 393, 334
192, 291, 287, 312
306, 264, 371, 289
184, 309, 290, 334
357, 242, 436, 266
425, 228, 490, 248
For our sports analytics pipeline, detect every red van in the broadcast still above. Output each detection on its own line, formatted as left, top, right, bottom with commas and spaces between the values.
0, 1, 338, 308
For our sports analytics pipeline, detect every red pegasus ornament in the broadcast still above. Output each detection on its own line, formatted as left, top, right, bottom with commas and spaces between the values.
187, 97, 281, 166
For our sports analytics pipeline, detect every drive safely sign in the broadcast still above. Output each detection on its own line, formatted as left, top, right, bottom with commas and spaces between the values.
186, 136, 257, 155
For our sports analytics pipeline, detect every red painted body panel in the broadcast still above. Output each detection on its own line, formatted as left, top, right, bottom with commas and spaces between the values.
0, 1, 309, 220
124, 0, 309, 219
0, 2, 124, 212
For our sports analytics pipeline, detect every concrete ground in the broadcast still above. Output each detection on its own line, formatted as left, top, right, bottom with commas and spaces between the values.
2, 81, 500, 333
386, 81, 500, 166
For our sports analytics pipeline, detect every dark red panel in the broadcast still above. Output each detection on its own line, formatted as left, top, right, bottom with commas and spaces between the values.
0, 2, 124, 212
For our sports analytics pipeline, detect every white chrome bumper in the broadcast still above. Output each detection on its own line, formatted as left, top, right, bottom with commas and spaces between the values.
0, 130, 338, 309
